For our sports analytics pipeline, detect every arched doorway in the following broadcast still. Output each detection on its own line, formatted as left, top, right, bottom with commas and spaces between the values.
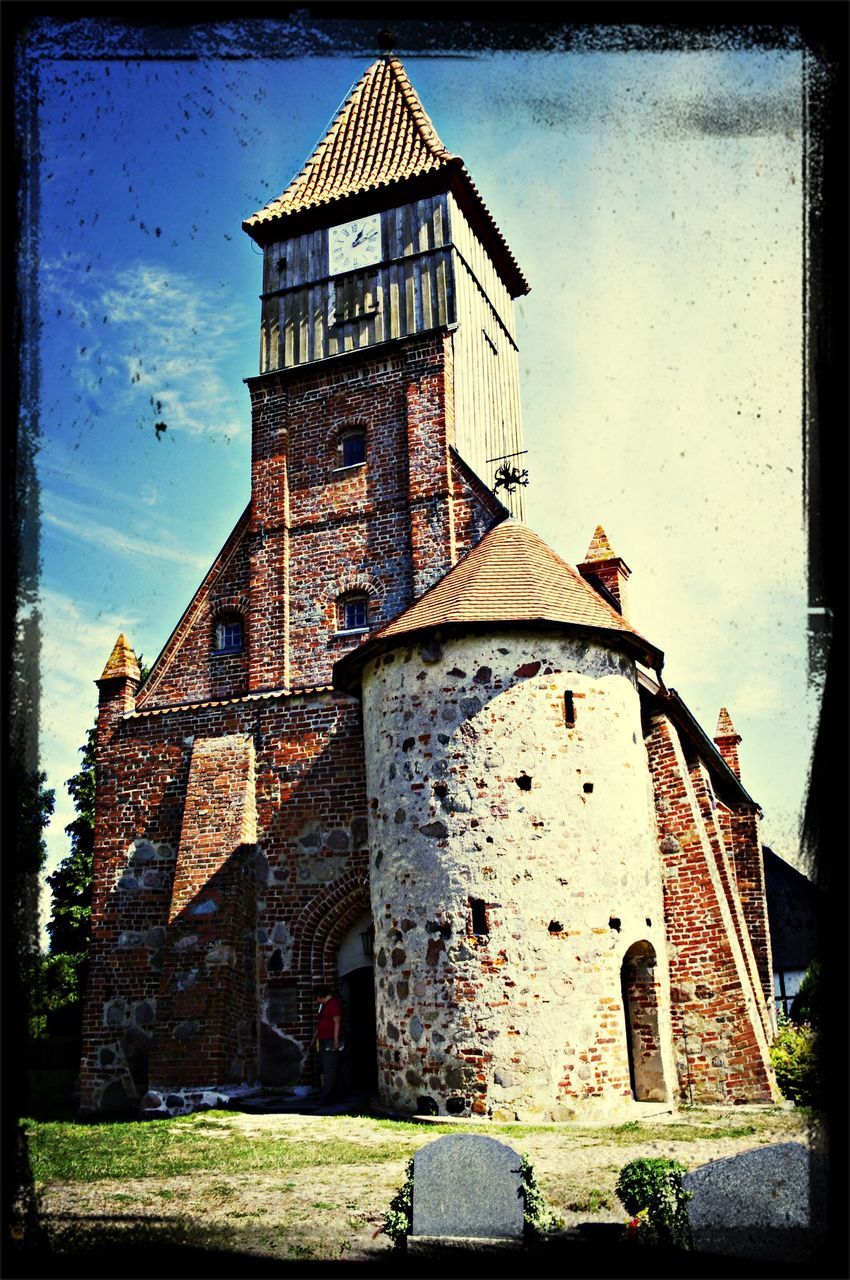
337, 913, 377, 1094
620, 940, 667, 1101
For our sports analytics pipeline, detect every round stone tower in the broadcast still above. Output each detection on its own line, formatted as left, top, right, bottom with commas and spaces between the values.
335, 520, 678, 1120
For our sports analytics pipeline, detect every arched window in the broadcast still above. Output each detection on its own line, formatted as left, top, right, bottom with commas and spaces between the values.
213, 613, 244, 654
337, 594, 369, 633
339, 428, 366, 468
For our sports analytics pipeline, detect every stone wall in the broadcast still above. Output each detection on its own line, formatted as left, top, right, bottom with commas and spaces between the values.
361, 627, 676, 1120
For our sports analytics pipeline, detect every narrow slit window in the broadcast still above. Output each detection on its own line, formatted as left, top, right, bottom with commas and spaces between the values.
469, 897, 489, 937
564, 691, 575, 726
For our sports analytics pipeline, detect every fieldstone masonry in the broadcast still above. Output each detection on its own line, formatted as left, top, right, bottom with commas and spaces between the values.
362, 629, 677, 1119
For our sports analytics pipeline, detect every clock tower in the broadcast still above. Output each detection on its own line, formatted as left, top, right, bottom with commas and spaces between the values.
240, 56, 529, 690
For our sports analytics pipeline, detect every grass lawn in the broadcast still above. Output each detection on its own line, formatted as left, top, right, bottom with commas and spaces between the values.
16, 1104, 815, 1273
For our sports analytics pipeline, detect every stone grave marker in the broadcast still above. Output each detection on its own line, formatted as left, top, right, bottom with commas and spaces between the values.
409, 1133, 524, 1251
683, 1141, 824, 1265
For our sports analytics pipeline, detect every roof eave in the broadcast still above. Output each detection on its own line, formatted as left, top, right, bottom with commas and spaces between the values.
334, 617, 662, 699
242, 162, 529, 299
637, 670, 759, 809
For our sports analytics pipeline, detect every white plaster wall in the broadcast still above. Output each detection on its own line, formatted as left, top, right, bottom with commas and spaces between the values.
361, 627, 675, 1120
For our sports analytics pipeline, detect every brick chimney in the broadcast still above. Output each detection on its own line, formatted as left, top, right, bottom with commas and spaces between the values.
576, 525, 631, 617
714, 706, 742, 778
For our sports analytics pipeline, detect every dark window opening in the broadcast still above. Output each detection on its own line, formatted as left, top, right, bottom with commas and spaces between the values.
564, 691, 575, 726
339, 595, 369, 632
340, 430, 366, 467
469, 897, 489, 936
583, 782, 594, 794
645, 917, 652, 927
515, 773, 532, 791
608, 917, 622, 932
214, 614, 243, 654
333, 270, 379, 323
548, 920, 563, 933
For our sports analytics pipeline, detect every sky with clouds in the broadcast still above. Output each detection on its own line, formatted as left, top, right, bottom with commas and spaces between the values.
21, 18, 817, 940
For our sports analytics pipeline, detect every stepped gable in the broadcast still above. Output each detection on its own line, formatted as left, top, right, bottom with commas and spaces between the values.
335, 519, 663, 692
243, 56, 528, 296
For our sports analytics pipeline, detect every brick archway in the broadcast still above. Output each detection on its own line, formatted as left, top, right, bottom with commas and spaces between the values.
291, 869, 371, 991
620, 939, 667, 1102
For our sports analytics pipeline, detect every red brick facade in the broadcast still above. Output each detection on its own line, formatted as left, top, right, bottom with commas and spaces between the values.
79, 330, 508, 1115
645, 714, 775, 1102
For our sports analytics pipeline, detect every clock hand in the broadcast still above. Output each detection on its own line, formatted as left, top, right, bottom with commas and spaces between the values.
352, 229, 364, 247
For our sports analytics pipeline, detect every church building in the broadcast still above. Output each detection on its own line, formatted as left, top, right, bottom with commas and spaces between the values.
80, 55, 779, 1120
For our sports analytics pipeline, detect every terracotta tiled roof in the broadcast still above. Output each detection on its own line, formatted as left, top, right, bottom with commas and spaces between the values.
715, 707, 741, 741
335, 520, 662, 691
124, 685, 336, 720
243, 57, 528, 296
98, 633, 140, 683
245, 57, 452, 228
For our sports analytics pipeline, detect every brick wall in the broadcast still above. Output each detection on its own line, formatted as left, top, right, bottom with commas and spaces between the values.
80, 689, 369, 1112
646, 713, 777, 1103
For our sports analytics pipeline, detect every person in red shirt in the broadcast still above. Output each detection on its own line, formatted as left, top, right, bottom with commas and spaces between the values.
314, 985, 342, 1103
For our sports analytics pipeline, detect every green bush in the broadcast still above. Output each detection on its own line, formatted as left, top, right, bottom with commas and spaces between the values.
615, 1156, 691, 1249
790, 961, 821, 1029
770, 1016, 822, 1107
378, 1158, 413, 1250
518, 1154, 561, 1239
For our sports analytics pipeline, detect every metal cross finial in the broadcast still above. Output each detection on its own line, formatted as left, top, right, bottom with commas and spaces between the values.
378, 26, 397, 54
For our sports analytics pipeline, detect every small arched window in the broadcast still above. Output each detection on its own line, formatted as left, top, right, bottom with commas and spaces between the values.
214, 613, 244, 654
337, 594, 369, 633
339, 428, 366, 468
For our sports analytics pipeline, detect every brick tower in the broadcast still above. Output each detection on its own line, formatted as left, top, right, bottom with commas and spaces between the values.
79, 56, 528, 1114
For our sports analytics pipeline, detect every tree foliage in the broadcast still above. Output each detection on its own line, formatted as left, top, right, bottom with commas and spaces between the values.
46, 727, 96, 957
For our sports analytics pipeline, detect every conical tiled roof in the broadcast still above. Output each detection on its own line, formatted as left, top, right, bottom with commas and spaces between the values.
98, 633, 141, 682
335, 521, 662, 692
715, 707, 741, 741
243, 57, 528, 296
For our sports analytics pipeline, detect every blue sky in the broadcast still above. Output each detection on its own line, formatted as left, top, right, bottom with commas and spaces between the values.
23, 20, 814, 938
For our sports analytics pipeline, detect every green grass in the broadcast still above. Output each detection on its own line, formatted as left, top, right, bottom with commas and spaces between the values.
24, 1111, 411, 1185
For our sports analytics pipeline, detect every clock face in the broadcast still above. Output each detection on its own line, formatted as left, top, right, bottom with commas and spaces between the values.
328, 214, 382, 274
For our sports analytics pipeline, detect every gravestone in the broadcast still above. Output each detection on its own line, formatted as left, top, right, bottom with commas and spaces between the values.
409, 1133, 524, 1249
683, 1141, 822, 1265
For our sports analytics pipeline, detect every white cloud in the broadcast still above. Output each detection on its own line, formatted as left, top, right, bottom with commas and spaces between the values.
41, 258, 252, 442
43, 495, 211, 571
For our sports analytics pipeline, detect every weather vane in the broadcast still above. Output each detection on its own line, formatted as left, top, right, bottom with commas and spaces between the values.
487, 450, 529, 496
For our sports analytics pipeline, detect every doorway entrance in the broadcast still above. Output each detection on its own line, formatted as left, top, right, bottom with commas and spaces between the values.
620, 940, 666, 1101
337, 912, 377, 1095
